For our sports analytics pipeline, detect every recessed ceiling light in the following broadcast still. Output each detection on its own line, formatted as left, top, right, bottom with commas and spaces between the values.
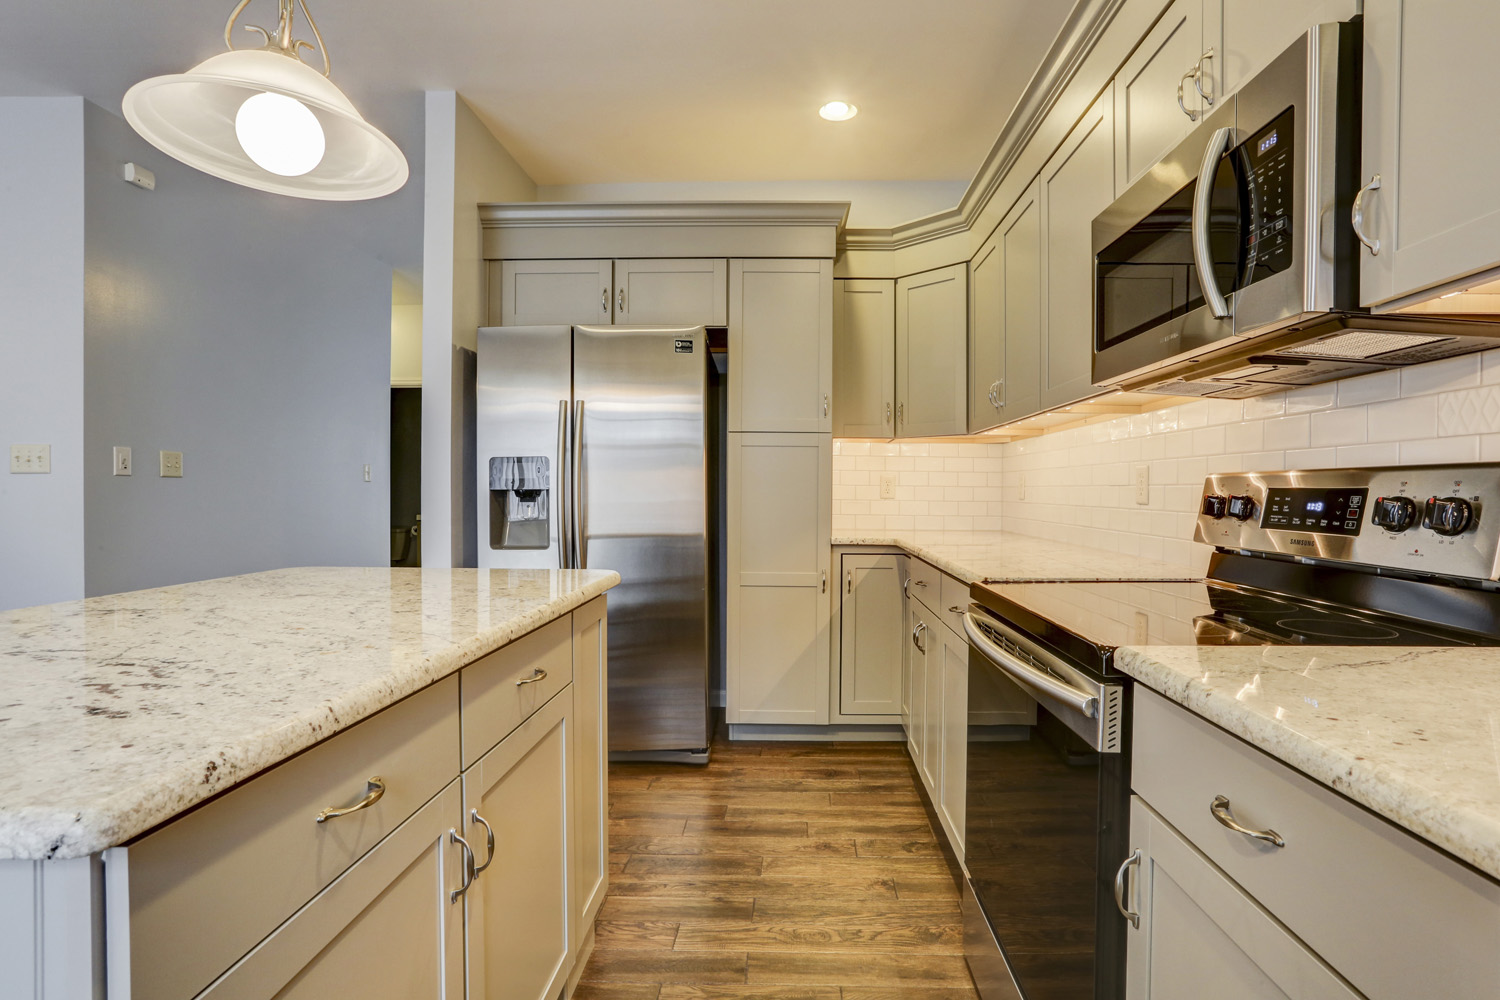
819, 101, 858, 122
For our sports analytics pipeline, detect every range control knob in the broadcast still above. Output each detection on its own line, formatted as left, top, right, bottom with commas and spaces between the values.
1201, 494, 1228, 519
1226, 495, 1256, 522
1371, 495, 1419, 533
1424, 496, 1476, 536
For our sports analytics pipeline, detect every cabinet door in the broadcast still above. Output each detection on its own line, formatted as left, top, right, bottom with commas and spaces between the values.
968, 229, 1005, 433
1125, 797, 1362, 1000
197, 782, 464, 1000
1114, 0, 1204, 194
906, 601, 928, 765
727, 433, 832, 725
1001, 183, 1044, 422
730, 259, 834, 433
494, 259, 613, 326
834, 279, 897, 437
896, 263, 969, 438
1041, 89, 1115, 411
464, 693, 572, 1000
1209, 0, 1356, 102
1361, 0, 1500, 306
918, 615, 942, 797
838, 553, 903, 717
614, 258, 728, 326
936, 620, 968, 857
571, 597, 609, 943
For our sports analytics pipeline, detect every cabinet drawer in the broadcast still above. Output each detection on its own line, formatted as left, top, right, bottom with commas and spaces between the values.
939, 572, 969, 637
906, 558, 941, 615
115, 677, 460, 1000
1133, 687, 1500, 1000
461, 614, 573, 767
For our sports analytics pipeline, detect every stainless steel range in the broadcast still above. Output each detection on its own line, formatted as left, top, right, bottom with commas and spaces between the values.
960, 464, 1500, 1000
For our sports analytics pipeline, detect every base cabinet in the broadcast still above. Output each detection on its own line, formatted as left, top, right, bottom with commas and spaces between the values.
837, 553, 904, 718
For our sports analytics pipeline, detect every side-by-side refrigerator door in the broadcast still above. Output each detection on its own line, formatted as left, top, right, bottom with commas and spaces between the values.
574, 325, 710, 752
476, 325, 573, 569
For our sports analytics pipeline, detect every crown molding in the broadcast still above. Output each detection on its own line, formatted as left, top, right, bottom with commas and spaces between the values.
479, 200, 851, 230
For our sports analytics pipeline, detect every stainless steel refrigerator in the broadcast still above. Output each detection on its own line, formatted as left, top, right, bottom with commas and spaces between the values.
477, 324, 710, 759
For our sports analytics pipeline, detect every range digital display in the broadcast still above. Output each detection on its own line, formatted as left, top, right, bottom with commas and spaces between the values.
1262, 488, 1367, 535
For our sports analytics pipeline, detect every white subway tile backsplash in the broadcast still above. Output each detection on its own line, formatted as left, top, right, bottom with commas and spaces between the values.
1310, 407, 1367, 447
1224, 420, 1264, 452
1284, 383, 1338, 413
1400, 354, 1481, 397
1335, 442, 1400, 466
1437, 386, 1500, 436
1263, 414, 1311, 450
1336, 369, 1401, 407
1367, 396, 1439, 441
1399, 436, 1479, 464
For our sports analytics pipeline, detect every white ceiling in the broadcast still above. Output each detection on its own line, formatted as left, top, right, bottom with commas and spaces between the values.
0, 0, 1075, 187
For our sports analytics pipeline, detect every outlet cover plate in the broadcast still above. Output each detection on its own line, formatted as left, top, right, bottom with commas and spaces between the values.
1133, 464, 1150, 505
160, 450, 183, 478
879, 473, 897, 500
113, 446, 132, 476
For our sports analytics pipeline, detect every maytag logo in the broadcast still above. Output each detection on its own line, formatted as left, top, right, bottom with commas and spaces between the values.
1289, 538, 1314, 547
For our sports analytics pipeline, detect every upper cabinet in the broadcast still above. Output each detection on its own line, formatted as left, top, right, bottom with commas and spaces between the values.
969, 182, 1043, 431
833, 279, 897, 437
730, 259, 834, 433
896, 263, 969, 438
1208, 0, 1357, 101
614, 258, 728, 326
1360, 0, 1500, 306
488, 258, 727, 327
1114, 0, 1207, 193
1041, 89, 1115, 411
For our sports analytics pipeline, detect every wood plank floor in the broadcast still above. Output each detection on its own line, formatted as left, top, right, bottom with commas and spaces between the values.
573, 731, 978, 1000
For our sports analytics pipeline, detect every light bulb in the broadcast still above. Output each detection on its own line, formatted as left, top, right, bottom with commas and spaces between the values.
235, 92, 326, 177
819, 101, 858, 121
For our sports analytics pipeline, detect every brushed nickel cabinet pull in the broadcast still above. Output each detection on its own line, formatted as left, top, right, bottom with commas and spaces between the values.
601, 288, 609, 313
1114, 849, 1142, 928
516, 668, 548, 687
1210, 795, 1285, 848
314, 776, 385, 823
617, 288, 625, 312
449, 829, 477, 902
470, 809, 496, 876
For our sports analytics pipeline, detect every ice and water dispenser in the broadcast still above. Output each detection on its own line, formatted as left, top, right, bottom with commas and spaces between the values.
488, 456, 551, 549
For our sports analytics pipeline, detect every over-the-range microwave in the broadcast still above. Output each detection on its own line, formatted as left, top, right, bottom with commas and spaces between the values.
1091, 19, 1500, 399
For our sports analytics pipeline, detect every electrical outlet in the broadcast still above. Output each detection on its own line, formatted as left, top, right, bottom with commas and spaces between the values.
159, 450, 183, 478
113, 446, 132, 476
363, 464, 371, 483
879, 473, 897, 500
1133, 464, 1150, 505
9, 444, 51, 474
1018, 474, 1026, 501
1134, 611, 1150, 644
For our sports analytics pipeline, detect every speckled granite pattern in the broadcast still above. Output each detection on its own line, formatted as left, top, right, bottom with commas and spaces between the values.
0, 567, 617, 861
832, 530, 1201, 583
1115, 645, 1500, 881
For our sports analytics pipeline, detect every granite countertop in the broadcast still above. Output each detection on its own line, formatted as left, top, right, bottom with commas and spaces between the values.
832, 530, 1202, 584
0, 567, 618, 861
1114, 645, 1500, 882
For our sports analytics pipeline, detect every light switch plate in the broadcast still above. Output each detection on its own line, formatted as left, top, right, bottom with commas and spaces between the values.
113, 446, 132, 476
1133, 464, 1150, 505
879, 473, 897, 500
363, 464, 371, 483
10, 444, 50, 474
160, 450, 183, 478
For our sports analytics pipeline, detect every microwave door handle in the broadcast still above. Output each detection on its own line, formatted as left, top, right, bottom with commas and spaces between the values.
962, 612, 1098, 719
1192, 125, 1236, 320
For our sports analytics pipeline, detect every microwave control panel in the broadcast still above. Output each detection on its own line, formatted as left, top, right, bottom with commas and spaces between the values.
1241, 107, 1296, 281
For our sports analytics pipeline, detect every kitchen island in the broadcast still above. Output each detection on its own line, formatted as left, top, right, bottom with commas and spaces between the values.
0, 565, 617, 1000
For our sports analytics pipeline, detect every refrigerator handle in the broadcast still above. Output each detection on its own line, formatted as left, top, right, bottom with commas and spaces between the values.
556, 399, 570, 569
572, 399, 586, 568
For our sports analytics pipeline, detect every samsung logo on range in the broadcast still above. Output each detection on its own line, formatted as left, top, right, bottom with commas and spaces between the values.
1288, 538, 1315, 547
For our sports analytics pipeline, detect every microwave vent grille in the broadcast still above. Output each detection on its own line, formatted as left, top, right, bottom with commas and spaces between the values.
1280, 330, 1451, 360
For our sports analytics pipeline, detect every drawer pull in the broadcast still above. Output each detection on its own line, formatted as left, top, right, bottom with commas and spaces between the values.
948, 605, 963, 614
1210, 795, 1285, 848
1113, 848, 1142, 929
314, 776, 385, 824
470, 809, 496, 876
450, 829, 477, 903
516, 668, 548, 687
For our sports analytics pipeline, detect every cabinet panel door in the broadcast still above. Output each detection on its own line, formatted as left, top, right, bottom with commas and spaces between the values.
896, 263, 969, 438
1125, 797, 1362, 1000
571, 597, 609, 943
1042, 89, 1115, 410
918, 615, 942, 796
968, 229, 1005, 432
197, 783, 464, 1000
496, 259, 613, 326
465, 694, 572, 1000
1209, 0, 1356, 102
906, 601, 927, 766
730, 259, 834, 433
834, 279, 897, 437
838, 554, 904, 716
1361, 0, 1500, 306
1114, 0, 1203, 194
1001, 183, 1044, 421
615, 258, 728, 326
937, 621, 968, 857
727, 433, 832, 724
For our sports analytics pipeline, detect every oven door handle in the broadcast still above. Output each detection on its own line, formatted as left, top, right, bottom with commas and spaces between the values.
1191, 125, 1236, 320
963, 612, 1098, 719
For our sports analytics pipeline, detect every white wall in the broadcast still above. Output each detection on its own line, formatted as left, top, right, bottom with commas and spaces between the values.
537, 179, 966, 230
421, 93, 537, 568
0, 98, 86, 610
82, 100, 422, 596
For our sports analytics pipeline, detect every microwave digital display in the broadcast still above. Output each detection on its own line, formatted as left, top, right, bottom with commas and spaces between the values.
1241, 107, 1297, 281
1258, 131, 1278, 155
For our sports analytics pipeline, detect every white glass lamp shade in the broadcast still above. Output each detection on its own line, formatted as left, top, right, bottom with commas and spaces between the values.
122, 49, 408, 200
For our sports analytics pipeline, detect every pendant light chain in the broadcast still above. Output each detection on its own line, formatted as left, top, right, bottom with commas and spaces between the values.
224, 0, 331, 77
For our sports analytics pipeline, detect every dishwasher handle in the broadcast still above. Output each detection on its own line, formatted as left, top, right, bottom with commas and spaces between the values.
963, 611, 1098, 719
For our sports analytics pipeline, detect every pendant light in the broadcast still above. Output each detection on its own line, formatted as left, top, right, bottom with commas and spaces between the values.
122, 0, 408, 201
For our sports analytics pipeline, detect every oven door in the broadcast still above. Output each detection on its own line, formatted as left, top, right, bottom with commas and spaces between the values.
961, 608, 1129, 1000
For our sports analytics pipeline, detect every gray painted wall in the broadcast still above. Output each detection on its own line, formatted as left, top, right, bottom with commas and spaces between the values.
0, 98, 87, 611
82, 100, 424, 596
